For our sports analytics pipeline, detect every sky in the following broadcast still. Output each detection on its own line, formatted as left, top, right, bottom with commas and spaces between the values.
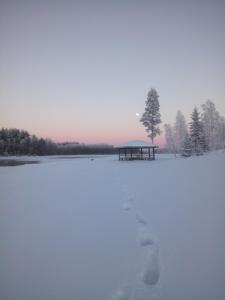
0, 0, 225, 145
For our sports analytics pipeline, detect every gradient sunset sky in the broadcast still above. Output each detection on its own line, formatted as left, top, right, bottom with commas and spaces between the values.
0, 0, 225, 145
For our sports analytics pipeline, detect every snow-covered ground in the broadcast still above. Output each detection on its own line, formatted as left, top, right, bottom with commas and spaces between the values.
0, 152, 225, 300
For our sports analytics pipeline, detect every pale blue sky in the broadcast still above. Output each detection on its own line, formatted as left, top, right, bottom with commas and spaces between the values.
0, 0, 225, 144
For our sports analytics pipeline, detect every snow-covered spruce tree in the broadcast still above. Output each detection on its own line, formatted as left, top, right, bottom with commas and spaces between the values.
140, 88, 161, 144
199, 122, 209, 152
201, 100, 220, 150
181, 133, 192, 157
190, 107, 208, 155
164, 124, 177, 156
174, 110, 188, 153
217, 116, 225, 149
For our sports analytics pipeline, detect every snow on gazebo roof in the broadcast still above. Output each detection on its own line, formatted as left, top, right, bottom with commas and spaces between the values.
114, 140, 157, 148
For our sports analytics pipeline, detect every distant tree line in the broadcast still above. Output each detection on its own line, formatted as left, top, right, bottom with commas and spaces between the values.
0, 128, 116, 156
164, 100, 225, 157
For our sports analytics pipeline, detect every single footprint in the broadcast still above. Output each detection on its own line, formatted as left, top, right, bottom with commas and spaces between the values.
138, 226, 154, 247
141, 247, 160, 286
123, 202, 132, 211
135, 212, 147, 225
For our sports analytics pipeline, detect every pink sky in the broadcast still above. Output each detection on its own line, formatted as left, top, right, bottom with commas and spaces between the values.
31, 124, 165, 146
1, 1, 224, 147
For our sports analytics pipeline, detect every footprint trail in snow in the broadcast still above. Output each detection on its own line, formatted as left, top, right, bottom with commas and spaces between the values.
111, 177, 161, 299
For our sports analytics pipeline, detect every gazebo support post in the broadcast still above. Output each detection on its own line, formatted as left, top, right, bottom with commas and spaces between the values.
153, 147, 155, 160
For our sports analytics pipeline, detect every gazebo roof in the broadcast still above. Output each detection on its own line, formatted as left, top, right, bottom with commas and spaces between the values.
114, 140, 157, 149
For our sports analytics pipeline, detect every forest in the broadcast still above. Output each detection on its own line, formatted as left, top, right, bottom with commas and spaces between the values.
0, 128, 115, 156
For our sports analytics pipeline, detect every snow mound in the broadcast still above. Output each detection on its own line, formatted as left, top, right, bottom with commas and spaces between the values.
111, 284, 132, 300
141, 248, 160, 286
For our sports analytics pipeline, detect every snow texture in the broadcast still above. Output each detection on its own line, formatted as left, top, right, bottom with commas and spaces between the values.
111, 284, 132, 300
0, 152, 225, 300
115, 140, 155, 148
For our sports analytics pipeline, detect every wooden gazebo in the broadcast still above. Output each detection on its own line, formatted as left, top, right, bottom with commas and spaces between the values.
115, 140, 158, 161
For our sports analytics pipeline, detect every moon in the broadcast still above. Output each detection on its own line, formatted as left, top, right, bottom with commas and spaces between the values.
136, 112, 140, 117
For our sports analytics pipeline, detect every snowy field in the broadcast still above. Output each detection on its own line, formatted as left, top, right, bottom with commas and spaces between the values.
0, 152, 225, 300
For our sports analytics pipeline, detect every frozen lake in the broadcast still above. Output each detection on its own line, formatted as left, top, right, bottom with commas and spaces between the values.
0, 152, 225, 300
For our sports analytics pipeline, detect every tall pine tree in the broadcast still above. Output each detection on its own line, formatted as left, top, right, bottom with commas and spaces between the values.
174, 110, 187, 153
164, 124, 177, 156
201, 100, 219, 150
140, 88, 161, 144
189, 107, 207, 155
